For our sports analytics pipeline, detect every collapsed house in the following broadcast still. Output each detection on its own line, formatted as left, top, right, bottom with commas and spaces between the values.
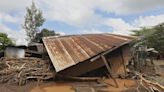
0, 33, 135, 85
42, 33, 135, 77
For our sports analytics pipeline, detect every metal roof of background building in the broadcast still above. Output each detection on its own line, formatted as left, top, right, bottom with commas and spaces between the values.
43, 33, 135, 72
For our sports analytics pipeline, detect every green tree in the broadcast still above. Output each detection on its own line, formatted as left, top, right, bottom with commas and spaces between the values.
34, 28, 60, 42
23, 2, 45, 43
132, 27, 154, 37
132, 22, 164, 54
0, 33, 15, 51
151, 23, 164, 54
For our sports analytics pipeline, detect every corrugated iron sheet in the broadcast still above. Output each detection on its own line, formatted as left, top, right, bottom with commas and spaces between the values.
43, 34, 134, 72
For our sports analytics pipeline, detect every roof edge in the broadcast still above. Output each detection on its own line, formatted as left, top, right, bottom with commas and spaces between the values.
90, 40, 133, 62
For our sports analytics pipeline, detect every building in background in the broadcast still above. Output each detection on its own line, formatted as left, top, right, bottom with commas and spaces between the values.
5, 46, 26, 58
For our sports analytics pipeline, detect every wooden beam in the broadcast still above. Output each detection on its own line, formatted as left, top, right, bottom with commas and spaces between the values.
56, 74, 101, 82
101, 55, 118, 88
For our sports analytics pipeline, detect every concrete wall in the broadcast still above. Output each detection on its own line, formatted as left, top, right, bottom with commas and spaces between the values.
5, 47, 25, 58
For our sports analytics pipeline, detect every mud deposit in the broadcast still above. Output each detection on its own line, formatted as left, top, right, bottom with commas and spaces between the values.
31, 83, 74, 92
30, 79, 137, 92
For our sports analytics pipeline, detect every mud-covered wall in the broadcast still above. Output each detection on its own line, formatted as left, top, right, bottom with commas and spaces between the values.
106, 44, 131, 77
122, 44, 131, 66
106, 49, 124, 77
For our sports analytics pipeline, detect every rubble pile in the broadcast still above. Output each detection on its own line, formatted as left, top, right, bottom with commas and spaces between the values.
133, 72, 164, 92
0, 57, 55, 85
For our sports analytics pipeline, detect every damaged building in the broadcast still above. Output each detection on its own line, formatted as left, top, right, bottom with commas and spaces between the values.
42, 33, 135, 77
1, 33, 164, 92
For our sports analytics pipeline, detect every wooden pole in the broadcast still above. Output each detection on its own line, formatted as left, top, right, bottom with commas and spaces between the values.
101, 55, 118, 88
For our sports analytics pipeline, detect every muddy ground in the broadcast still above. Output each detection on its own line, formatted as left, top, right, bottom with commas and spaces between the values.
0, 76, 163, 92
0, 60, 163, 92
0, 79, 138, 92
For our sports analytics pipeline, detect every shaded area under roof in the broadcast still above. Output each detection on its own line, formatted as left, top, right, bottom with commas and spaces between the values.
43, 33, 135, 72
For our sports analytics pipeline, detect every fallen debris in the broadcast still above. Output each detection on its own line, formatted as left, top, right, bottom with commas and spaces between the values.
135, 72, 164, 92
0, 57, 55, 85
56, 74, 102, 82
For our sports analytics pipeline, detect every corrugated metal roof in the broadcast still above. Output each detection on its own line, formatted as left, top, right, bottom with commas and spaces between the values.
43, 33, 134, 72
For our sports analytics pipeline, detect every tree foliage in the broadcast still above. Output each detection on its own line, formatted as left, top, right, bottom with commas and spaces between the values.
131, 22, 164, 54
33, 28, 60, 42
0, 33, 15, 51
23, 2, 45, 42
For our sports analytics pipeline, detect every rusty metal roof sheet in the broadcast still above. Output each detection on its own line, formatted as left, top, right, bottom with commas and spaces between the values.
43, 33, 134, 72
